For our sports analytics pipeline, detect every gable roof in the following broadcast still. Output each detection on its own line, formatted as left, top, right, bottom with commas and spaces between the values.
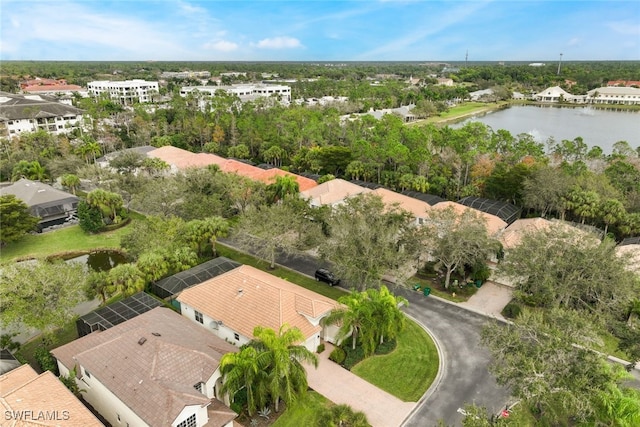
300, 178, 370, 206
432, 201, 507, 235
177, 265, 339, 341
372, 188, 431, 219
0, 364, 103, 426
52, 307, 237, 427
498, 217, 598, 250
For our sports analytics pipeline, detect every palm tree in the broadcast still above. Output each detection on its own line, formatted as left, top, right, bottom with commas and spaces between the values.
76, 137, 102, 165
181, 217, 229, 257
136, 250, 171, 283
600, 199, 626, 237
106, 264, 145, 296
219, 346, 268, 416
266, 175, 299, 204
367, 285, 408, 345
323, 292, 375, 354
60, 174, 80, 195
319, 404, 371, 427
250, 325, 318, 412
84, 271, 111, 305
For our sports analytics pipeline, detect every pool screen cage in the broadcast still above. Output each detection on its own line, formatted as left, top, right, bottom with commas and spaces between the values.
457, 196, 521, 225
76, 292, 163, 337
150, 257, 241, 300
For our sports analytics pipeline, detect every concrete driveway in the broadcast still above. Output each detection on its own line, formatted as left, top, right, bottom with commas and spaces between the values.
306, 343, 415, 427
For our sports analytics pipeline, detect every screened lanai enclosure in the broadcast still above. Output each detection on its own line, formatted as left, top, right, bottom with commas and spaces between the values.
76, 292, 163, 337
150, 257, 241, 300
457, 196, 521, 225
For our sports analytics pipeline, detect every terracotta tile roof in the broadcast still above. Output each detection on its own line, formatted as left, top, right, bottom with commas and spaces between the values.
300, 179, 370, 206
23, 84, 83, 93
177, 265, 339, 341
254, 168, 318, 192
205, 398, 238, 427
498, 218, 599, 250
148, 146, 226, 170
432, 201, 507, 235
218, 159, 265, 178
51, 307, 237, 427
371, 188, 431, 219
0, 364, 103, 426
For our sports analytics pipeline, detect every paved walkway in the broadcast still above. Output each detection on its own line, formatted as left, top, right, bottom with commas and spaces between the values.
306, 343, 415, 427
458, 281, 513, 320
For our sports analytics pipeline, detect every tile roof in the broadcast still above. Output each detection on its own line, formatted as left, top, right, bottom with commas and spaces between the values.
51, 307, 237, 427
177, 265, 339, 341
616, 244, 640, 274
217, 159, 265, 178
148, 146, 226, 170
300, 179, 370, 206
0, 91, 84, 121
371, 188, 431, 219
254, 168, 318, 192
0, 178, 78, 209
498, 217, 598, 250
23, 84, 83, 93
432, 201, 507, 235
0, 364, 103, 426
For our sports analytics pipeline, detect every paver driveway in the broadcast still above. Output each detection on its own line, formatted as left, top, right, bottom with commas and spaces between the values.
306, 343, 415, 427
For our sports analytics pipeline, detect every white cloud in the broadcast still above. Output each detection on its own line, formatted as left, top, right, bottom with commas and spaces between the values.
176, 0, 207, 15
606, 20, 640, 36
567, 38, 580, 46
204, 40, 238, 52
256, 36, 302, 49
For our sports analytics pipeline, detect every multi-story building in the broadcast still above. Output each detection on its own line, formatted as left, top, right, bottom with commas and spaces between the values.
587, 86, 640, 105
180, 83, 291, 103
0, 91, 85, 139
87, 79, 159, 105
160, 70, 211, 79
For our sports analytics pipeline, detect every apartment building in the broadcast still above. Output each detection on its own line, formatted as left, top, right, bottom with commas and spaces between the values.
180, 83, 291, 103
87, 79, 159, 104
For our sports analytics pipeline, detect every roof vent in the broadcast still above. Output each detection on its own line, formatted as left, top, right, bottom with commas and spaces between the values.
237, 288, 243, 295
138, 337, 147, 345
151, 332, 161, 337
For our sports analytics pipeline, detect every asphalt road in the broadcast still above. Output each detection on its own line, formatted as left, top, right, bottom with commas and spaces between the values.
220, 240, 512, 426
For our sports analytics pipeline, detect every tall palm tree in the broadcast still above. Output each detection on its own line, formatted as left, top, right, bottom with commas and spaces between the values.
250, 325, 318, 412
367, 285, 408, 345
323, 292, 375, 354
219, 346, 268, 416
136, 250, 171, 283
60, 174, 80, 195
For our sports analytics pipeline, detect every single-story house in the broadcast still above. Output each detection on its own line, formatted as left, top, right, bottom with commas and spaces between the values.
300, 178, 370, 208
432, 201, 507, 236
0, 364, 103, 426
51, 307, 238, 427
371, 188, 431, 226
254, 168, 318, 192
0, 178, 79, 229
177, 265, 342, 352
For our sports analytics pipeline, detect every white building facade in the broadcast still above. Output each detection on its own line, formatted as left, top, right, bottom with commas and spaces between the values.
87, 79, 159, 104
180, 83, 291, 103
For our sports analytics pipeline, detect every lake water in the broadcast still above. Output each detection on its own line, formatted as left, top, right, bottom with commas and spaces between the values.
67, 250, 128, 272
452, 105, 640, 154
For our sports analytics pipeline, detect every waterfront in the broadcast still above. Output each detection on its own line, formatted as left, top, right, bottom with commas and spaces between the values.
452, 105, 640, 154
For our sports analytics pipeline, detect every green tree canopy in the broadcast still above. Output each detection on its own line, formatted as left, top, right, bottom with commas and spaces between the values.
0, 194, 39, 245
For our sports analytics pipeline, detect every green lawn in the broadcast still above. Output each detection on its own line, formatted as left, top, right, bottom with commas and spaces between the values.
351, 319, 439, 402
216, 243, 347, 301
271, 392, 332, 427
15, 321, 79, 373
0, 222, 136, 263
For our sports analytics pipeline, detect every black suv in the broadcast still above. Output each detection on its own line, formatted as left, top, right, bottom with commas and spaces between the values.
314, 268, 340, 286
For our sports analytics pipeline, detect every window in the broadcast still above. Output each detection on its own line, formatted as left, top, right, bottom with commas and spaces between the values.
194, 310, 203, 324
117, 414, 121, 422
84, 369, 91, 378
176, 414, 196, 427
193, 382, 203, 393
234, 333, 240, 341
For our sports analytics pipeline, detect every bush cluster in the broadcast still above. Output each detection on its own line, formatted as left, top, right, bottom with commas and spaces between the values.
328, 347, 346, 365
34, 347, 58, 374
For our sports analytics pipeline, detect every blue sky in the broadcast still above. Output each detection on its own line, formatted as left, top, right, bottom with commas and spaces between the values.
1, 0, 639, 61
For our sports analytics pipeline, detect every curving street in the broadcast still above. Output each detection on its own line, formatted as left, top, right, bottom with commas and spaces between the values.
219, 241, 512, 426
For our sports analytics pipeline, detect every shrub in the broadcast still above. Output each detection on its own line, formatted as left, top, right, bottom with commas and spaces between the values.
502, 301, 522, 319
342, 345, 366, 370
328, 347, 346, 365
317, 343, 325, 354
77, 200, 103, 233
34, 346, 58, 374
375, 339, 397, 355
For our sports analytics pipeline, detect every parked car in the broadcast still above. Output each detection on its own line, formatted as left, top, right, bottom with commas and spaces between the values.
315, 268, 340, 286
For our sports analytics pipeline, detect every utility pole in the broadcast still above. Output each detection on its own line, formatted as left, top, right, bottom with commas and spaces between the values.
557, 53, 563, 75
465, 50, 468, 68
